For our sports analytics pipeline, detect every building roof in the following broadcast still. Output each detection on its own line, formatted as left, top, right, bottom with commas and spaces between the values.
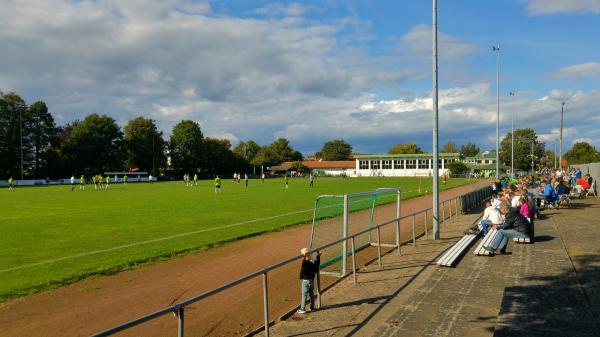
279, 161, 356, 169
354, 153, 460, 159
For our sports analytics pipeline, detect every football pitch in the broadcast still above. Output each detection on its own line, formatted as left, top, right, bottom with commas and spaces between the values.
0, 176, 474, 301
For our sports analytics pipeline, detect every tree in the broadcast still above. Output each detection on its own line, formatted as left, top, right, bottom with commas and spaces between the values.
441, 141, 458, 153
388, 142, 422, 154
459, 142, 480, 157
319, 139, 352, 161
0, 92, 33, 178
233, 140, 261, 163
60, 114, 124, 174
448, 161, 468, 176
564, 142, 600, 165
251, 138, 302, 167
499, 128, 545, 171
169, 120, 204, 175
28, 101, 58, 177
123, 117, 166, 175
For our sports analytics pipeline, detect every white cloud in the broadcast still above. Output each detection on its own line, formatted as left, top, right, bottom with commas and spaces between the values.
525, 0, 600, 15
255, 3, 311, 17
399, 24, 479, 62
554, 62, 600, 81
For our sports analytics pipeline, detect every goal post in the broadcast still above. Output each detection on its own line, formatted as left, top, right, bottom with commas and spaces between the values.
309, 187, 402, 277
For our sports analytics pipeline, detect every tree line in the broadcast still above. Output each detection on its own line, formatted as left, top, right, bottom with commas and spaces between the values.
0, 91, 304, 178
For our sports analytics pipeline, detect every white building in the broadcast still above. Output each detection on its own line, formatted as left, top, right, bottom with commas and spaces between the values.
354, 153, 460, 177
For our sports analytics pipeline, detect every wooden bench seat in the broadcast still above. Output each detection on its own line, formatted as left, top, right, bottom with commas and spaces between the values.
437, 234, 478, 267
473, 229, 499, 256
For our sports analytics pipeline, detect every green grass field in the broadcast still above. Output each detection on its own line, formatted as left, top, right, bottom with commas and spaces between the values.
0, 176, 474, 301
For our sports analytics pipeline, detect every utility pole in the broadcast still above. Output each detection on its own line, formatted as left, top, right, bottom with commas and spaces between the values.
559, 102, 565, 172
531, 142, 534, 175
509, 92, 515, 178
493, 44, 501, 179
432, 0, 440, 240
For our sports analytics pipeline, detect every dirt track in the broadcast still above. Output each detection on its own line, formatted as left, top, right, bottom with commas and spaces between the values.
0, 182, 486, 337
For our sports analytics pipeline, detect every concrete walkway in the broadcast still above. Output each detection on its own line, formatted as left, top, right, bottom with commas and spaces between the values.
267, 198, 600, 337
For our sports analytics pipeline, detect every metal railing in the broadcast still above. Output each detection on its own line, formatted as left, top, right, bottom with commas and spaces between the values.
90, 186, 491, 337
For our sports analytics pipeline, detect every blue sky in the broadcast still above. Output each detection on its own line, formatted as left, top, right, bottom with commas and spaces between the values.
1, 0, 599, 155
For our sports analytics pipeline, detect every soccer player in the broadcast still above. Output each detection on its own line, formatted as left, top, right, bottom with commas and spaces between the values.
98, 174, 103, 189
8, 177, 14, 191
214, 175, 221, 194
149, 174, 153, 184
105, 175, 111, 190
80, 175, 85, 190
70, 175, 76, 191
123, 174, 128, 187
194, 173, 198, 186
261, 173, 265, 183
285, 174, 289, 189
309, 174, 314, 188
244, 173, 248, 187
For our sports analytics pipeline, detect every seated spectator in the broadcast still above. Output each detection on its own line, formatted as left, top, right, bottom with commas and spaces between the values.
586, 174, 593, 186
483, 202, 530, 254
511, 190, 521, 208
491, 193, 501, 209
519, 196, 532, 220
555, 179, 570, 196
577, 176, 590, 190
542, 179, 558, 206
465, 200, 503, 235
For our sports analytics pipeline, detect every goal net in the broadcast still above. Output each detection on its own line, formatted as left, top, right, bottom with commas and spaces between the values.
308, 188, 401, 277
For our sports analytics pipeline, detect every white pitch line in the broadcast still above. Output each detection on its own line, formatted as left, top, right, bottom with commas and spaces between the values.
0, 208, 315, 274
0, 187, 433, 274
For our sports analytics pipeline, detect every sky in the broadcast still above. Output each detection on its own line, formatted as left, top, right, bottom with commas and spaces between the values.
1, 0, 599, 155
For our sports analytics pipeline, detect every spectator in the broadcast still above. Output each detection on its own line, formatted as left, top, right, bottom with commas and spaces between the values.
542, 179, 558, 207
511, 190, 521, 208
483, 202, 530, 254
298, 248, 321, 314
479, 200, 504, 235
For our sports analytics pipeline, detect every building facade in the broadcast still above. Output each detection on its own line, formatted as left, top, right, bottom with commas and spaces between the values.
354, 153, 460, 177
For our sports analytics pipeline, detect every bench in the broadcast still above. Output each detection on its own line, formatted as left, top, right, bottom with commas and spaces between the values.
473, 229, 499, 256
513, 237, 531, 243
436, 234, 478, 267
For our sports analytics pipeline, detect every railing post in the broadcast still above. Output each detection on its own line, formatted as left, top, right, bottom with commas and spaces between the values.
351, 236, 357, 284
395, 190, 401, 254
412, 215, 416, 246
316, 265, 322, 309
262, 271, 269, 337
342, 195, 348, 277
177, 306, 185, 337
424, 210, 428, 239
449, 199, 453, 222
376, 226, 382, 268
442, 201, 446, 225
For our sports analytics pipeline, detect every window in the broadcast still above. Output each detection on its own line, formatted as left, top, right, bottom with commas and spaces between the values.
394, 160, 403, 169
371, 160, 380, 169
359, 160, 369, 170
406, 159, 416, 169
438, 159, 443, 169
382, 160, 392, 169
419, 159, 429, 169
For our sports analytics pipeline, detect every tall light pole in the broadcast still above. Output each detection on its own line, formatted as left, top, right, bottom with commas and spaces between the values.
19, 108, 23, 180
554, 141, 557, 169
493, 44, 501, 179
509, 92, 515, 178
559, 102, 565, 171
432, 0, 440, 240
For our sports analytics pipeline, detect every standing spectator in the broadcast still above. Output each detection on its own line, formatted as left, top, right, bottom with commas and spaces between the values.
297, 248, 321, 314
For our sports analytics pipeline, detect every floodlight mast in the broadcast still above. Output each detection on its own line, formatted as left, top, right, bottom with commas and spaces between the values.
509, 92, 515, 178
432, 0, 440, 240
493, 44, 500, 179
